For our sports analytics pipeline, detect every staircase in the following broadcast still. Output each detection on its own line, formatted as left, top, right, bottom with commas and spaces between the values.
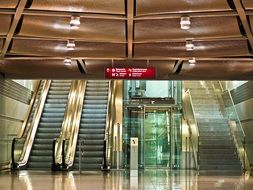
28, 80, 72, 169
74, 80, 109, 170
184, 81, 242, 171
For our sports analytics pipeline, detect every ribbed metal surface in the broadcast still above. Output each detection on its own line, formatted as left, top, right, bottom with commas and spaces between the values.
0, 0, 19, 8
28, 80, 71, 169
136, 0, 232, 16
0, 15, 13, 35
134, 40, 250, 58
74, 80, 109, 170
29, 0, 125, 14
135, 16, 242, 41
18, 15, 125, 41
230, 81, 253, 105
10, 39, 126, 58
0, 80, 33, 104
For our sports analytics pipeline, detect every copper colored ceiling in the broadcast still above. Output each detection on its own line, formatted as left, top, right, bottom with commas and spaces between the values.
0, 0, 253, 79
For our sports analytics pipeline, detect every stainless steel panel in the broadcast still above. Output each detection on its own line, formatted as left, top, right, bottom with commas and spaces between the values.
0, 94, 28, 121
245, 145, 253, 166
242, 121, 253, 140
136, 0, 231, 16
235, 99, 253, 121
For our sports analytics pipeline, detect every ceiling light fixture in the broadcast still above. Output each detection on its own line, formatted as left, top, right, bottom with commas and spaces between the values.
188, 58, 196, 65
186, 40, 194, 51
70, 15, 80, 29
67, 39, 75, 50
64, 58, 72, 66
180, 16, 191, 30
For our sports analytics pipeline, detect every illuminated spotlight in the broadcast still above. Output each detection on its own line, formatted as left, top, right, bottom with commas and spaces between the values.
180, 16, 191, 30
186, 40, 194, 51
70, 15, 80, 29
188, 58, 196, 65
64, 58, 72, 66
67, 39, 75, 50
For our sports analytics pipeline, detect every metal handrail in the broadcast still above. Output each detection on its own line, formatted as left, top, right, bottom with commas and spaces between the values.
64, 80, 86, 168
211, 81, 250, 171
182, 88, 199, 170
12, 80, 51, 168
18, 81, 41, 138
104, 80, 116, 169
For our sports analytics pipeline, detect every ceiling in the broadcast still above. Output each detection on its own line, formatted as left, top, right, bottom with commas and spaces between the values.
0, 0, 253, 79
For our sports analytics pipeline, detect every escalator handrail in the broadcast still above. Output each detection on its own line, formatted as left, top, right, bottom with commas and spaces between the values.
103, 80, 116, 169
182, 88, 199, 170
18, 81, 41, 138
13, 80, 51, 168
64, 80, 86, 168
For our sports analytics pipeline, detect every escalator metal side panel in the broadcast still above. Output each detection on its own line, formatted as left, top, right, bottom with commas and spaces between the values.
65, 80, 87, 168
17, 80, 42, 138
17, 80, 52, 168
54, 80, 78, 167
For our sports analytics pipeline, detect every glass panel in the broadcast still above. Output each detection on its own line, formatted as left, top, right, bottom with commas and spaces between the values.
144, 109, 170, 168
123, 107, 144, 168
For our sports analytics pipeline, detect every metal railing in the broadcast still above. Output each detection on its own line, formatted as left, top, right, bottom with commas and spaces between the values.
182, 88, 199, 170
62, 80, 86, 169
12, 80, 51, 169
211, 81, 250, 172
103, 80, 116, 170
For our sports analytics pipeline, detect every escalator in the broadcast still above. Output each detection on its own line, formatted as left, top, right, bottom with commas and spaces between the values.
27, 80, 72, 169
73, 80, 109, 170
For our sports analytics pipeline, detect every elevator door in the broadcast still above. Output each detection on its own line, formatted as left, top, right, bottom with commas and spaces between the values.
143, 107, 171, 168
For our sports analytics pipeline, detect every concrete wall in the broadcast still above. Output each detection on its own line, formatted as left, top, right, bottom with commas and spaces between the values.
0, 80, 38, 166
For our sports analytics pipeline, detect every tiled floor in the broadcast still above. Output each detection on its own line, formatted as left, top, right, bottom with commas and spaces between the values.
0, 170, 252, 190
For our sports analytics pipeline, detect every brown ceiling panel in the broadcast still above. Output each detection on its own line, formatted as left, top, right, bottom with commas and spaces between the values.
0, 15, 13, 35
249, 16, 253, 32
10, 39, 126, 58
136, 0, 232, 16
28, 0, 125, 15
134, 40, 251, 58
85, 60, 113, 75
135, 17, 242, 42
18, 15, 126, 42
0, 39, 4, 53
0, 60, 85, 78
0, 0, 19, 8
176, 61, 253, 80
242, 0, 253, 10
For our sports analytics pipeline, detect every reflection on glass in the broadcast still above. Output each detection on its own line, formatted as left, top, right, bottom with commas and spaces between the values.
144, 110, 170, 168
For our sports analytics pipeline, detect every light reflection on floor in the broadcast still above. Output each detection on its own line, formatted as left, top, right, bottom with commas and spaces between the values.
0, 170, 251, 190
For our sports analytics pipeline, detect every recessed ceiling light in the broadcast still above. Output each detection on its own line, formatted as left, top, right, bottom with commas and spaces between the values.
186, 40, 194, 51
70, 16, 80, 29
64, 58, 72, 66
180, 16, 191, 30
188, 58, 196, 65
67, 39, 75, 50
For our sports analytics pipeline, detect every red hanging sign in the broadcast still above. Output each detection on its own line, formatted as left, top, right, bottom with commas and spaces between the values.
105, 67, 156, 79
